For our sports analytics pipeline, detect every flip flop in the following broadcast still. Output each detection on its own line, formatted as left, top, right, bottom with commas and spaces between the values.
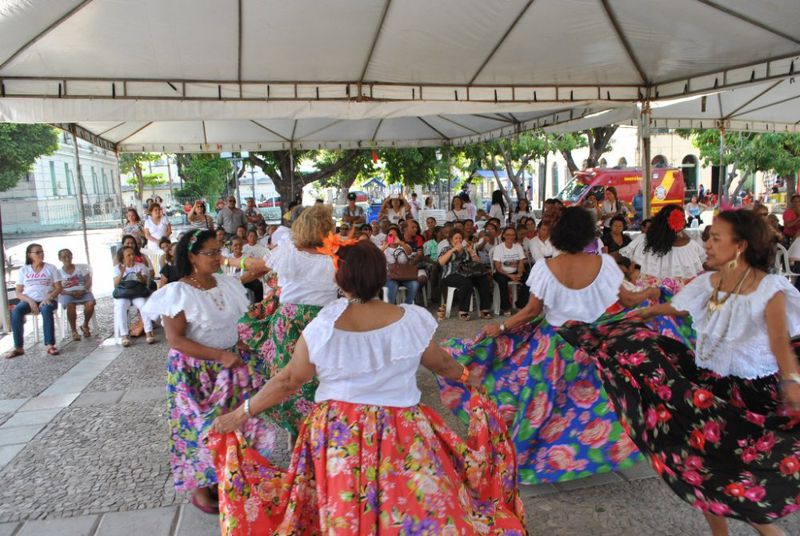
46, 347, 60, 356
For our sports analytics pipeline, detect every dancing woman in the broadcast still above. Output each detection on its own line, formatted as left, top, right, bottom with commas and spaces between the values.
439, 207, 657, 484
141, 230, 275, 514
560, 210, 800, 535
236, 204, 339, 437
209, 240, 526, 535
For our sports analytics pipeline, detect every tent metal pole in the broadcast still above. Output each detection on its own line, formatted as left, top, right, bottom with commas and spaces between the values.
71, 123, 92, 265
640, 102, 652, 219
289, 143, 295, 204
718, 127, 726, 207
0, 204, 10, 334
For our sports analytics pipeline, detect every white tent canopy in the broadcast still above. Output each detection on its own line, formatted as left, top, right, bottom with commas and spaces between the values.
1, 0, 799, 150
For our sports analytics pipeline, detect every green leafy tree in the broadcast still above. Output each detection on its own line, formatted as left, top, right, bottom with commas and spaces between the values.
678, 130, 800, 202
119, 153, 161, 203
555, 127, 615, 176
0, 124, 59, 192
247, 150, 362, 211
174, 154, 231, 202
126, 173, 166, 197
313, 150, 375, 202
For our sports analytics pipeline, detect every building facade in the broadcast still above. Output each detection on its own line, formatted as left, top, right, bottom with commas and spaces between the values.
0, 131, 121, 234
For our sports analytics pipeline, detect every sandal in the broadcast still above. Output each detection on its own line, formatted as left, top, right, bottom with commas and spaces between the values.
46, 346, 60, 356
121, 337, 131, 347
146, 332, 156, 344
4, 348, 24, 359
190, 493, 219, 515
480, 310, 493, 320
71, 331, 82, 341
458, 311, 471, 321
81, 325, 91, 338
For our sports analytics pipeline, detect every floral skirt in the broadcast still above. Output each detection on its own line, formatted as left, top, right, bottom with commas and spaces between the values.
438, 307, 643, 484
557, 320, 800, 524
208, 392, 527, 535
166, 348, 276, 492
238, 294, 322, 436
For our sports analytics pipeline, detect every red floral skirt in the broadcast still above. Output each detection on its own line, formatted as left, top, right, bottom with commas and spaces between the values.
208, 392, 527, 535
558, 320, 800, 524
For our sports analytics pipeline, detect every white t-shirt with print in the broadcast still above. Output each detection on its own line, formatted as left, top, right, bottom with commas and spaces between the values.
57, 264, 92, 293
16, 263, 60, 302
113, 263, 149, 282
492, 243, 526, 274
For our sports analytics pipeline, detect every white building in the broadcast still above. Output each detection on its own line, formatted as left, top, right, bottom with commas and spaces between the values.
0, 130, 121, 234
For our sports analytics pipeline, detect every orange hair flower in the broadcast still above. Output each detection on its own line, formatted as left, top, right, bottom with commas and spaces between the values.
317, 232, 359, 270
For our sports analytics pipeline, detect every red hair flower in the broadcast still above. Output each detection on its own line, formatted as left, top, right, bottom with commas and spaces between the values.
317, 232, 359, 271
668, 209, 686, 233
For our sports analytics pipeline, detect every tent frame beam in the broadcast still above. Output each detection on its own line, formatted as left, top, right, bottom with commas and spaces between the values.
359, 0, 393, 86
599, 0, 648, 84
0, 0, 97, 71
468, 0, 536, 85
695, 0, 800, 47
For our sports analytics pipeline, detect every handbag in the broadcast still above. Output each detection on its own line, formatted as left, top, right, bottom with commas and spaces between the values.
387, 249, 418, 281
112, 279, 151, 299
457, 259, 487, 278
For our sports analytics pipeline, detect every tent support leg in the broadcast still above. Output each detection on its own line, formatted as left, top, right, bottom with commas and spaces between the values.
640, 103, 652, 219
71, 123, 92, 265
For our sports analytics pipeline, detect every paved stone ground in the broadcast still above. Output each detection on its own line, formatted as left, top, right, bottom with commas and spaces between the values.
0, 305, 797, 535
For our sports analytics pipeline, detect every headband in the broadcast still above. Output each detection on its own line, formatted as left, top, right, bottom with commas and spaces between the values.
188, 229, 204, 252
317, 232, 359, 271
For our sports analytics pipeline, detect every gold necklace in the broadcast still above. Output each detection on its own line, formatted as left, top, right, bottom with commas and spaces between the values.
706, 268, 751, 312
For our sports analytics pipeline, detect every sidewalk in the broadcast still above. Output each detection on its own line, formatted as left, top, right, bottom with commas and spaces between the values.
0, 309, 796, 535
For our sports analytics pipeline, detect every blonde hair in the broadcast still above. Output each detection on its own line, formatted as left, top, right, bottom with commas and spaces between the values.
292, 204, 334, 248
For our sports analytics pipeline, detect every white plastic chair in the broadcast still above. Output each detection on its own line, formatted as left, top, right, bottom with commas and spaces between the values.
492, 280, 520, 315
30, 307, 62, 345
59, 302, 99, 341
444, 286, 478, 319
775, 244, 800, 282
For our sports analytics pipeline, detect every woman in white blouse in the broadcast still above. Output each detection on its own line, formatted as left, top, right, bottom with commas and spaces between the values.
619, 204, 705, 294
209, 240, 526, 534
488, 189, 507, 222
236, 204, 339, 438
446, 195, 470, 222
439, 207, 657, 486
567, 210, 800, 535
528, 219, 559, 264
378, 196, 409, 225
143, 203, 172, 252
141, 229, 274, 515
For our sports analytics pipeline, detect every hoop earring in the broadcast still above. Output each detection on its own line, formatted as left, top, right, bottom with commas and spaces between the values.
726, 251, 740, 271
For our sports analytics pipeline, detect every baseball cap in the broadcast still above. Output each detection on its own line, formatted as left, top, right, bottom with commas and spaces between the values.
347, 192, 357, 200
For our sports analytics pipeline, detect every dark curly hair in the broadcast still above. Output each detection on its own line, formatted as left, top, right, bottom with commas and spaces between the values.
715, 210, 773, 272
551, 207, 596, 253
644, 205, 684, 256
175, 229, 216, 279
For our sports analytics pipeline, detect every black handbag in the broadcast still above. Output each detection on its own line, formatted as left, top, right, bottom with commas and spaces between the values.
112, 280, 151, 299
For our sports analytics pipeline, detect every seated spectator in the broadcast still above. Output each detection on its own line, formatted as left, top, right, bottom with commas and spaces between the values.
235, 225, 247, 241
228, 238, 264, 303
56, 248, 96, 341
437, 230, 492, 321
122, 208, 145, 247
215, 228, 231, 257
602, 215, 631, 257
492, 227, 530, 315
256, 222, 269, 245
528, 220, 559, 263
243, 229, 268, 259
422, 216, 437, 241
159, 242, 180, 288
121, 234, 155, 285
158, 237, 172, 260
402, 219, 428, 289
6, 244, 62, 358
113, 246, 155, 347
383, 227, 419, 305
475, 222, 499, 267
370, 220, 386, 247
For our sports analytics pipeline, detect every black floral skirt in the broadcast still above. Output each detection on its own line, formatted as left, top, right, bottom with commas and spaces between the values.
557, 320, 800, 524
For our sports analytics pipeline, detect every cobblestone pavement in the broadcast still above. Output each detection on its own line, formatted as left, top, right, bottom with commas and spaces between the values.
0, 306, 797, 535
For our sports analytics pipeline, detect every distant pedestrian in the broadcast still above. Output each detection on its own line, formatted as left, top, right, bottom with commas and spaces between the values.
143, 203, 172, 253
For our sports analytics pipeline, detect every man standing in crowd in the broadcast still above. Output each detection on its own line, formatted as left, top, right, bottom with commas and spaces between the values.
244, 197, 263, 230
409, 192, 421, 220
342, 192, 365, 226
216, 196, 247, 239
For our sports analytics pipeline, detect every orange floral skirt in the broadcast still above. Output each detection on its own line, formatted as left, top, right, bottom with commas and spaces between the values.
209, 392, 527, 535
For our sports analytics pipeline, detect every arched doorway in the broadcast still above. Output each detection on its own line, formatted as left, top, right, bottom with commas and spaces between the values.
651, 155, 668, 168
682, 154, 699, 194
617, 157, 628, 168
599, 158, 607, 167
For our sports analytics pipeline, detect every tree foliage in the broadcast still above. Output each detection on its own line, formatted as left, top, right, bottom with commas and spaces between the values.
119, 152, 161, 202
678, 130, 800, 200
174, 154, 231, 202
0, 124, 59, 192
379, 148, 453, 187
314, 150, 376, 200
126, 173, 166, 196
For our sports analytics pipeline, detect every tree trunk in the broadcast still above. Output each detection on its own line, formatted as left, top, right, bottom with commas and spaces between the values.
786, 174, 797, 200
560, 149, 579, 176
135, 167, 145, 202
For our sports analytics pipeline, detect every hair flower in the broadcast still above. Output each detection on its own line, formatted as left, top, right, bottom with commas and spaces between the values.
668, 208, 686, 233
317, 232, 359, 270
